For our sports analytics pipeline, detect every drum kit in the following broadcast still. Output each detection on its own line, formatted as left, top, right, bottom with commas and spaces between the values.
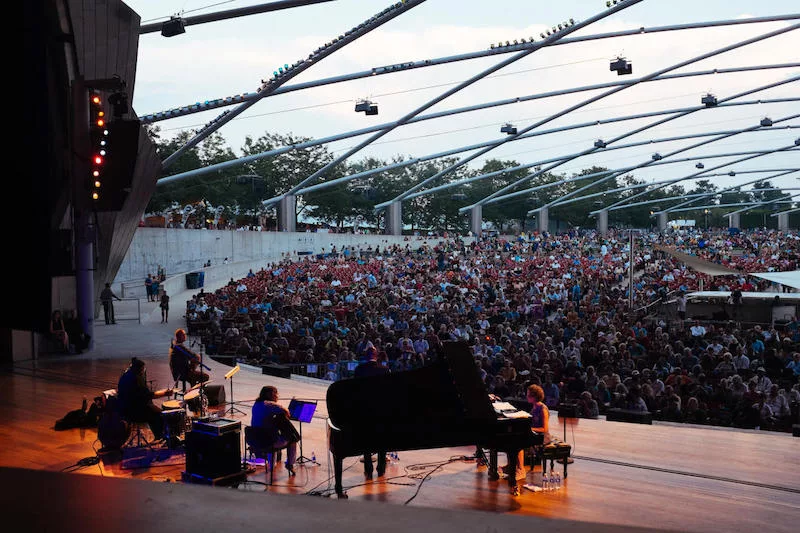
160, 381, 213, 447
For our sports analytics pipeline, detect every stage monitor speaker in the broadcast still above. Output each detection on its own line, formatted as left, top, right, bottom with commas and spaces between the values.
185, 429, 241, 479
556, 402, 580, 418
204, 384, 226, 407
262, 363, 292, 379
606, 408, 653, 425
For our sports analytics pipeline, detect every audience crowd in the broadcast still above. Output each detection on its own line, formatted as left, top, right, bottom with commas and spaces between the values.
184, 228, 800, 433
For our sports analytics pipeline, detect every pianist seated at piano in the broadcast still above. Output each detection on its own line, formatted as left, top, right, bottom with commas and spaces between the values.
506, 384, 550, 481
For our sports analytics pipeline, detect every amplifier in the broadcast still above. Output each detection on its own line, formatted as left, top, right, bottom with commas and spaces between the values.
185, 430, 241, 479
606, 408, 653, 425
192, 417, 241, 436
556, 403, 580, 418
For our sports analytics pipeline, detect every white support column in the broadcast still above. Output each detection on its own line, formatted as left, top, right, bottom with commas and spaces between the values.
385, 201, 402, 235
537, 207, 549, 233
728, 212, 741, 229
656, 212, 668, 232
597, 209, 608, 235
279, 195, 296, 232
777, 212, 789, 231
470, 205, 482, 236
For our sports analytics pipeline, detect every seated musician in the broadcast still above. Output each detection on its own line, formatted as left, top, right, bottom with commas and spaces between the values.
354, 346, 390, 478
169, 329, 210, 388
251, 386, 297, 476
506, 384, 550, 480
117, 357, 173, 440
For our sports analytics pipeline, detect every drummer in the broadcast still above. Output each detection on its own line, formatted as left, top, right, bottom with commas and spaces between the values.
169, 328, 210, 389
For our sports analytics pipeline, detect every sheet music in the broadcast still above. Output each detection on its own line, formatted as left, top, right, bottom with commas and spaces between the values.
492, 402, 517, 412
502, 410, 532, 419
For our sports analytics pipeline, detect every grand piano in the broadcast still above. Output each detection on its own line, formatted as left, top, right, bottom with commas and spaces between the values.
326, 341, 543, 497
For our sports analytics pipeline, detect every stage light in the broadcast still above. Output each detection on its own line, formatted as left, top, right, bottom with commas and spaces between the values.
100, 150, 106, 156
610, 57, 633, 75
98, 111, 104, 117
701, 93, 717, 107
729, 171, 736, 176
594, 139, 607, 148
96, 119, 104, 127
92, 95, 101, 105
696, 163, 704, 169
500, 123, 517, 135
94, 155, 103, 165
366, 104, 379, 115
760, 117, 773, 127
541, 33, 546, 39
161, 16, 185, 37
92, 192, 99, 200
569, 18, 575, 25
355, 100, 371, 112
651, 153, 662, 161
94, 180, 101, 188
795, 138, 800, 146
93, 170, 99, 177
490, 44, 495, 49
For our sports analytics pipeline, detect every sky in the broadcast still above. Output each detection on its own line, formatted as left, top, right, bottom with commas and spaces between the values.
123, 0, 800, 203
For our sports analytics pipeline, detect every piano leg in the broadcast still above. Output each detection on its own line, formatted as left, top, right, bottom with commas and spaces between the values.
487, 449, 499, 481
507, 449, 520, 496
334, 456, 348, 499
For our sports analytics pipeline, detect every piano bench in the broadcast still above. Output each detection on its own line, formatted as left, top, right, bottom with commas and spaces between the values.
537, 443, 572, 478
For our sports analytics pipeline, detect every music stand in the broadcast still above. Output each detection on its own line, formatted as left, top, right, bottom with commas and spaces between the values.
288, 399, 318, 466
224, 365, 246, 417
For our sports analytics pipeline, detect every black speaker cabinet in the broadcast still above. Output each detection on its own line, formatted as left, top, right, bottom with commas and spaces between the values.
185, 429, 241, 479
204, 384, 226, 407
793, 424, 799, 437
262, 363, 292, 378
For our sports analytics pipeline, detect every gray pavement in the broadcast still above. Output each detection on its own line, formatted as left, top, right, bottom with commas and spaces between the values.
51, 285, 203, 362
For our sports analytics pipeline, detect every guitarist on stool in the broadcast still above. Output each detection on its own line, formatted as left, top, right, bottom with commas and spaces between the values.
170, 328, 210, 389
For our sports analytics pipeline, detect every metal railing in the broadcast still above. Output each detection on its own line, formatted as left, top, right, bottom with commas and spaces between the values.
95, 298, 142, 324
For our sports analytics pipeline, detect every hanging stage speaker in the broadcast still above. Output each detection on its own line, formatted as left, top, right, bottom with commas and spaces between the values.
185, 429, 241, 479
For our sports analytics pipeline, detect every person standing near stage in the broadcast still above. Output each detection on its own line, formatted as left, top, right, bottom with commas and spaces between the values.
100, 283, 121, 325
354, 346, 390, 478
145, 274, 154, 302
160, 290, 170, 323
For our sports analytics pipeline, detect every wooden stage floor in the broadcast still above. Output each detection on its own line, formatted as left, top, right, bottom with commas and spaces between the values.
1, 355, 798, 532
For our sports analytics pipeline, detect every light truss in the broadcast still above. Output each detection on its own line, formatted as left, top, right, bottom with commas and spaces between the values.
161, 0, 428, 169
382, 22, 800, 213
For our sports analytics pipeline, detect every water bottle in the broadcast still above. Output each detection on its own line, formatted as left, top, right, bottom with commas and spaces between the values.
542, 471, 549, 491
555, 472, 561, 490
311, 451, 316, 463
549, 470, 556, 491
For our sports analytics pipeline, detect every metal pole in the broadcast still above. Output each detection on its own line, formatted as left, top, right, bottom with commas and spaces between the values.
629, 231, 634, 310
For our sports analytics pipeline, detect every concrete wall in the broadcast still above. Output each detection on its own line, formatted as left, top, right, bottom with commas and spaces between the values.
114, 228, 445, 296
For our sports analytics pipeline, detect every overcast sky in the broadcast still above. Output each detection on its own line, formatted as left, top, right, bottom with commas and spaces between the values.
124, 0, 800, 197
